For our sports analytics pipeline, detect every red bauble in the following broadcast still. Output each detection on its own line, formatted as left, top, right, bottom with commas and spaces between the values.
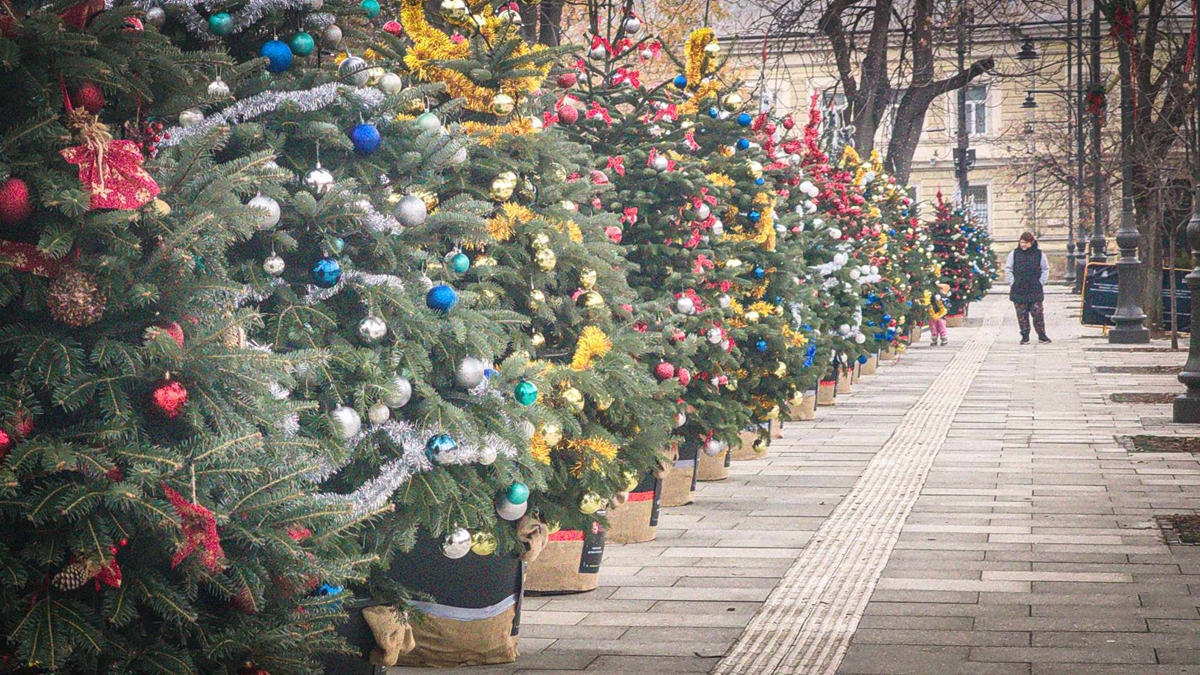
0, 429, 12, 460
556, 73, 577, 89
0, 0, 16, 37
238, 664, 270, 675
383, 20, 402, 35
654, 362, 676, 381
781, 115, 795, 130
557, 104, 579, 125
148, 321, 185, 348
0, 178, 32, 225
123, 16, 143, 31
677, 368, 692, 386
604, 226, 622, 244
70, 83, 105, 115
150, 379, 189, 419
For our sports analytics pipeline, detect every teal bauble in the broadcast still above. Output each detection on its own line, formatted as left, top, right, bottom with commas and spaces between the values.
425, 434, 457, 463
513, 380, 538, 406
289, 31, 315, 56
449, 252, 470, 274
506, 482, 530, 505
208, 11, 233, 35
360, 0, 380, 17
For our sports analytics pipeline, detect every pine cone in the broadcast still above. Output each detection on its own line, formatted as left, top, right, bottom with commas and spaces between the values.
53, 560, 96, 590
47, 268, 107, 327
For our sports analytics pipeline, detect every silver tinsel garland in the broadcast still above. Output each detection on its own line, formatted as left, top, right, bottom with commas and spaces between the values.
299, 270, 406, 305
136, 0, 331, 40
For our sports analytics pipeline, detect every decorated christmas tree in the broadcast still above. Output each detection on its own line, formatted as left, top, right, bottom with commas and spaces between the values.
0, 6, 377, 673
928, 191, 989, 314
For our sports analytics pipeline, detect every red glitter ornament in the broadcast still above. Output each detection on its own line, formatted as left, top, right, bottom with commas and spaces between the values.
238, 664, 270, 675
163, 484, 226, 571
150, 378, 189, 419
654, 362, 676, 381
557, 104, 579, 125
556, 72, 577, 89
0, 429, 12, 460
677, 368, 692, 386
123, 16, 143, 31
70, 83, 106, 115
382, 19, 402, 35
0, 178, 32, 225
147, 320, 185, 348
604, 226, 622, 244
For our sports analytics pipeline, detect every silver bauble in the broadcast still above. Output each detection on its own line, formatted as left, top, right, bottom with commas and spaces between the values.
478, 444, 498, 465
455, 357, 486, 389
248, 194, 281, 230
330, 405, 362, 439
718, 294, 731, 309
306, 0, 323, 9
711, 219, 724, 236
703, 438, 725, 457
706, 327, 723, 344
304, 165, 335, 194
696, 203, 711, 220
358, 315, 388, 341
449, 146, 469, 165
263, 254, 286, 276
651, 154, 669, 172
674, 411, 687, 428
495, 499, 527, 521
207, 78, 230, 98
322, 24, 343, 47
588, 45, 608, 60
145, 6, 166, 28
367, 402, 391, 425
442, 528, 472, 559
179, 108, 204, 128
339, 56, 369, 87
394, 194, 428, 227
676, 296, 695, 315
378, 72, 403, 95
384, 376, 412, 408
623, 16, 642, 34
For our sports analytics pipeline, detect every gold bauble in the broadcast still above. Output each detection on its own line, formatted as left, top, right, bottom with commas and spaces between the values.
475, 255, 497, 267
439, 0, 467, 22
722, 92, 744, 111
704, 42, 721, 56
726, 378, 738, 391
775, 361, 788, 377
365, 67, 385, 86
747, 161, 764, 179
531, 233, 551, 249
534, 248, 557, 271
491, 93, 515, 116
561, 387, 584, 412
531, 330, 545, 347
579, 268, 598, 289
725, 258, 743, 268
528, 289, 546, 309
595, 390, 614, 411
752, 438, 768, 453
490, 182, 514, 202
149, 198, 171, 217
623, 470, 639, 493
768, 405, 781, 419
745, 310, 760, 323
559, 200, 577, 212
542, 423, 563, 446
470, 531, 497, 556
576, 290, 604, 309
552, 165, 568, 182
482, 289, 497, 300
579, 491, 604, 515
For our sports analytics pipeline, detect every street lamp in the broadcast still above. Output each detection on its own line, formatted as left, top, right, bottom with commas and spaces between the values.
1172, 22, 1200, 422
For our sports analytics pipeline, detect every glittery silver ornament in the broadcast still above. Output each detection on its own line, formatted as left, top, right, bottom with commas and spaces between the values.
358, 315, 388, 341
449, 146, 468, 165
394, 194, 427, 227
455, 357, 486, 389
442, 528, 472, 559
339, 56, 369, 87
322, 23, 342, 47
478, 445, 498, 465
304, 164, 335, 194
703, 438, 725, 457
378, 72, 403, 94
711, 219, 724, 236
696, 203, 711, 220
247, 193, 280, 230
496, 499, 527, 521
367, 402, 390, 425
306, 0, 323, 8
706, 327, 723, 344
651, 154, 669, 172
675, 296, 695, 315
330, 405, 361, 439
589, 45, 607, 60
145, 6, 166, 28
718, 294, 731, 309
384, 376, 412, 408
623, 16, 641, 34
207, 77, 230, 98
178, 108, 204, 128
263, 254, 286, 276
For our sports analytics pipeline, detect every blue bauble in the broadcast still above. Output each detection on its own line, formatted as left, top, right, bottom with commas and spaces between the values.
736, 112, 752, 126
755, 339, 768, 352
858, 354, 868, 364
449, 253, 470, 274
774, 295, 783, 305
900, 209, 909, 217
426, 284, 458, 311
906, 301, 913, 307
882, 314, 892, 323
889, 228, 897, 236
506, 482, 530, 505
350, 123, 381, 155
803, 324, 812, 331
318, 583, 344, 596
736, 138, 750, 150
867, 321, 875, 327
289, 31, 315, 56
425, 434, 457, 462
673, 74, 688, 88
748, 210, 761, 223
311, 257, 342, 288
360, 0, 380, 17
752, 265, 766, 280
755, 177, 765, 186
208, 11, 233, 35
260, 39, 293, 73
708, 107, 719, 118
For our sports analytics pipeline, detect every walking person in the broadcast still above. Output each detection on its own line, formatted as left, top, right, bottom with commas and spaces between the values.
1004, 232, 1051, 345
925, 283, 951, 347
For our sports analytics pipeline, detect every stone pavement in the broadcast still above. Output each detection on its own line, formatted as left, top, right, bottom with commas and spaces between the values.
389, 289, 1200, 675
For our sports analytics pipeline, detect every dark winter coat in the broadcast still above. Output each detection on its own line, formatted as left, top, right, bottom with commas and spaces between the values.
1005, 244, 1049, 304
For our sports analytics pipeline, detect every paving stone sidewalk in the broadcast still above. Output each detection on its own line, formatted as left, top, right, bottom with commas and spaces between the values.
389, 289, 1200, 675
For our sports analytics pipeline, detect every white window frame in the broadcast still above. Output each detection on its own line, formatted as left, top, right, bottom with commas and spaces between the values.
964, 184, 991, 232
964, 84, 989, 137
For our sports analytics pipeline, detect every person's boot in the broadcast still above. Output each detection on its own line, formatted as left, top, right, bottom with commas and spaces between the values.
1038, 334, 1052, 344
931, 336, 939, 347
1020, 332, 1030, 345
939, 336, 948, 346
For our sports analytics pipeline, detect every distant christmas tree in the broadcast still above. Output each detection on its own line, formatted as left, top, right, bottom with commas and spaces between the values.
929, 191, 979, 314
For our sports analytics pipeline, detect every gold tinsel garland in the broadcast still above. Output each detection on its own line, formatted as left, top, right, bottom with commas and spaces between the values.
566, 437, 620, 476
679, 29, 722, 115
399, 0, 550, 114
706, 172, 735, 188
461, 118, 537, 146
570, 326, 612, 371
728, 192, 776, 252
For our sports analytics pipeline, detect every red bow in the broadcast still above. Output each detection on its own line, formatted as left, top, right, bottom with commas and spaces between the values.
613, 67, 641, 88
164, 485, 226, 572
621, 207, 638, 224
640, 41, 662, 60
586, 102, 612, 125
652, 103, 679, 123
607, 155, 626, 176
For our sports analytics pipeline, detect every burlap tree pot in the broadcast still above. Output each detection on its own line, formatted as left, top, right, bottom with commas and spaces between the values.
836, 367, 852, 394
817, 379, 837, 406
945, 313, 965, 327
696, 439, 730, 481
525, 519, 605, 594
788, 391, 817, 420
659, 440, 697, 507
861, 353, 878, 376
606, 473, 662, 544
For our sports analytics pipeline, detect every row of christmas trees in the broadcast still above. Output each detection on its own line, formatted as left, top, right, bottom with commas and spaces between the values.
0, 0, 993, 672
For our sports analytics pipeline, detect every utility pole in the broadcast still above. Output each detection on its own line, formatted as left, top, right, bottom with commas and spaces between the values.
1065, 0, 1077, 287
955, 3, 972, 204
1089, 0, 1107, 262
1074, 0, 1087, 289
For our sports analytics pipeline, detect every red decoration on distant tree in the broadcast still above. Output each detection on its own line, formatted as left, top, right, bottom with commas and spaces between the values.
149, 321, 185, 348
150, 378, 189, 419
164, 485, 226, 571
556, 72, 577, 89
557, 103, 579, 125
654, 362, 676, 380
60, 0, 105, 30
0, 178, 33, 225
0, 430, 12, 460
95, 558, 122, 588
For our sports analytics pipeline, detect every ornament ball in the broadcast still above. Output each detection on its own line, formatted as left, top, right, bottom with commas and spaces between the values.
455, 357, 486, 389
426, 284, 458, 311
247, 194, 280, 230
350, 123, 381, 155
514, 380, 538, 406
330, 405, 361, 439
263, 255, 286, 276
289, 31, 315, 56
384, 376, 412, 408
442, 528, 471, 559
394, 194, 428, 227
260, 39, 293, 73
311, 257, 342, 288
0, 178, 33, 225
339, 56, 369, 86
150, 379, 189, 419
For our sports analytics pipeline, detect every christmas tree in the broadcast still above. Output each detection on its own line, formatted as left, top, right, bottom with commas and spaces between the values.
0, 6, 377, 673
928, 191, 991, 314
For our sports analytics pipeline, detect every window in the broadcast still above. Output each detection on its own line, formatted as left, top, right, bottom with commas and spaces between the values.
821, 91, 848, 114
965, 185, 989, 231
964, 84, 988, 136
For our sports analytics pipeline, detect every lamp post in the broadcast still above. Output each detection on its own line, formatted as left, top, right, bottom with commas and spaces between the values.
1089, 0, 1107, 263
1063, 4, 1077, 288
1075, 0, 1087, 291
955, 7, 971, 203
1107, 5, 1148, 344
1172, 14, 1200, 422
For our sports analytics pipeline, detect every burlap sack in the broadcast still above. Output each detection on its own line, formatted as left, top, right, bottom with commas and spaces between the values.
732, 428, 765, 461
836, 368, 852, 394
525, 525, 604, 594
817, 380, 837, 406
517, 516, 549, 563
660, 457, 696, 506
788, 391, 817, 421
861, 354, 878, 376
696, 444, 729, 481
945, 313, 965, 327
770, 418, 783, 440
879, 347, 898, 362
394, 605, 520, 667
851, 360, 862, 384
606, 480, 660, 544
361, 605, 416, 667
